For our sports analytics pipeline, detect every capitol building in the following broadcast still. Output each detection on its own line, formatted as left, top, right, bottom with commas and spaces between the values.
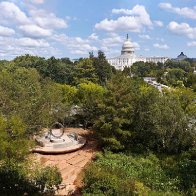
107, 35, 169, 70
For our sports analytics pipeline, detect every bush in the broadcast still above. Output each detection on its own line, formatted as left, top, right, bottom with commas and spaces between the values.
0, 162, 39, 195
35, 166, 62, 193
83, 164, 149, 195
82, 152, 181, 195
0, 162, 62, 195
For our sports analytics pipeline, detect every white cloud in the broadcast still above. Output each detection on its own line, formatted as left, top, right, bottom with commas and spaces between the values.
19, 24, 52, 38
102, 34, 123, 47
159, 3, 196, 20
100, 46, 109, 52
144, 48, 150, 51
53, 34, 98, 55
30, 9, 67, 29
139, 34, 151, 39
153, 43, 169, 49
95, 5, 152, 32
18, 37, 49, 47
187, 41, 196, 47
0, 36, 57, 59
70, 44, 97, 55
0, 1, 30, 25
89, 33, 98, 40
168, 21, 196, 39
156, 37, 165, 42
0, 26, 15, 36
0, 1, 67, 39
132, 42, 140, 50
31, 0, 45, 4
154, 20, 164, 27
112, 8, 133, 15
0, 1, 71, 59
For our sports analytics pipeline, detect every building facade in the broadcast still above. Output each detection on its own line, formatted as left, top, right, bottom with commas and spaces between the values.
107, 35, 169, 70
171, 52, 196, 62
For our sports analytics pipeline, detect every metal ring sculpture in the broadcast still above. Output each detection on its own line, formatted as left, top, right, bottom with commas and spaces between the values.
49, 122, 65, 138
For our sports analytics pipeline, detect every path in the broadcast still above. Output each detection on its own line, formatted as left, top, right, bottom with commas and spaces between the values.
35, 128, 98, 195
143, 77, 170, 92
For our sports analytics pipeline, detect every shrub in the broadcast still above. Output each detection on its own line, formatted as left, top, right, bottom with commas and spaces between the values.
82, 152, 181, 195
0, 163, 62, 195
0, 162, 39, 195
35, 166, 62, 193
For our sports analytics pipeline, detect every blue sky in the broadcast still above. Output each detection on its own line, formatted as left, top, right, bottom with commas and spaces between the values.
0, 0, 195, 59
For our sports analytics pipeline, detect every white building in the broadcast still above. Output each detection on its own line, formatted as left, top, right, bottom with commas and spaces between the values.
107, 35, 169, 70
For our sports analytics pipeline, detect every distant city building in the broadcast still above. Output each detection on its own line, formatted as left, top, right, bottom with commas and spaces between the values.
172, 52, 196, 62
107, 34, 169, 70
172, 52, 187, 61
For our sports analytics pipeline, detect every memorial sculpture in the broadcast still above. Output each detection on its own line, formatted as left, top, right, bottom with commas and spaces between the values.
33, 122, 86, 154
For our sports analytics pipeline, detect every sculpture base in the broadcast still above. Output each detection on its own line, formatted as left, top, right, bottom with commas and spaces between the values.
33, 129, 86, 154
33, 136, 86, 154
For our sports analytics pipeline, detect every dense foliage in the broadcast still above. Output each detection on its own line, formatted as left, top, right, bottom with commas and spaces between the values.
13, 51, 114, 86
83, 151, 195, 195
131, 59, 196, 90
0, 53, 195, 195
93, 73, 195, 153
0, 65, 65, 194
0, 162, 62, 195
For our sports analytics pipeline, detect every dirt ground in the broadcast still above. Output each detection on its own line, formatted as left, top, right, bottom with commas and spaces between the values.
34, 128, 98, 196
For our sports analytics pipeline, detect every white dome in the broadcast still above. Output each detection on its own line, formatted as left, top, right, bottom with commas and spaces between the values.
122, 40, 133, 48
121, 35, 134, 55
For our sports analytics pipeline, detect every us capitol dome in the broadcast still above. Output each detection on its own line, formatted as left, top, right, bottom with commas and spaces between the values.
121, 34, 135, 55
107, 34, 169, 70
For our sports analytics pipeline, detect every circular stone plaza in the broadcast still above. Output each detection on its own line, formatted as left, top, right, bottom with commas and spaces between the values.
33, 123, 86, 154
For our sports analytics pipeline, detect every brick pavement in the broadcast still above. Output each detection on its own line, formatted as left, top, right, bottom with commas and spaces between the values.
35, 128, 97, 195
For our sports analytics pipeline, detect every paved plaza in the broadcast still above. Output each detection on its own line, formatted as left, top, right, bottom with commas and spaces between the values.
35, 128, 97, 195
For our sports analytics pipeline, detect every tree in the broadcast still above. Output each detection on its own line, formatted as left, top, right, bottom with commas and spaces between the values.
93, 73, 139, 151
164, 68, 186, 87
73, 58, 98, 85
77, 82, 105, 128
89, 51, 94, 59
13, 54, 45, 69
171, 88, 196, 112
61, 57, 73, 65
0, 115, 30, 162
0, 66, 71, 132
122, 66, 131, 76
131, 61, 150, 77
185, 72, 196, 91
13, 55, 77, 84
129, 83, 161, 152
147, 93, 194, 153
165, 60, 192, 73
93, 50, 114, 85
56, 84, 78, 126
131, 61, 164, 77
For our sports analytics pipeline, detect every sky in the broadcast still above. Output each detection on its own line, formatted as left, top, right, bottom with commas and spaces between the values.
0, 0, 195, 60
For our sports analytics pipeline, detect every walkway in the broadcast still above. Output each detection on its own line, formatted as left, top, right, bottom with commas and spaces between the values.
35, 128, 98, 195
143, 77, 170, 92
